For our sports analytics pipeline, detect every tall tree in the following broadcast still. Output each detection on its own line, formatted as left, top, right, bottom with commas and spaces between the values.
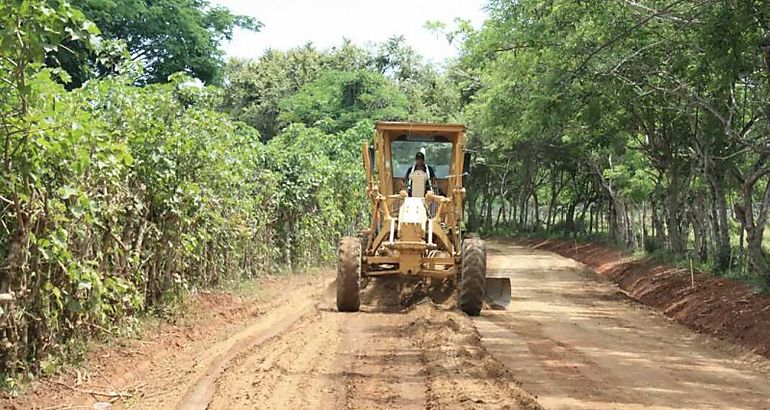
49, 0, 261, 86
279, 70, 409, 133
223, 40, 460, 140
456, 0, 770, 280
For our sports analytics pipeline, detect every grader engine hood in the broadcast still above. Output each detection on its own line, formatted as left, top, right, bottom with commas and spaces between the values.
398, 197, 427, 240
395, 197, 429, 275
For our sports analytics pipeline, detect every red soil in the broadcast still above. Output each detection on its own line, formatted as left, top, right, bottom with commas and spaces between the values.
522, 238, 770, 359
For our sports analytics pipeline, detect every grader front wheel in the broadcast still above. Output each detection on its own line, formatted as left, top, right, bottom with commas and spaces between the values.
336, 236, 361, 312
459, 238, 486, 316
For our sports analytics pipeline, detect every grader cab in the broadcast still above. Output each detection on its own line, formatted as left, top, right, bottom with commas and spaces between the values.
336, 122, 511, 315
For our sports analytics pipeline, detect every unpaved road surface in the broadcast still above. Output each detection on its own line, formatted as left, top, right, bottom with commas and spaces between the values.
21, 272, 537, 410
479, 241, 770, 409
9, 241, 770, 409
184, 279, 539, 410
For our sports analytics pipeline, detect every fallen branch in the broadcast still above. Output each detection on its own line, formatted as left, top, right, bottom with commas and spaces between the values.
50, 380, 135, 400
0, 293, 14, 302
85, 321, 115, 336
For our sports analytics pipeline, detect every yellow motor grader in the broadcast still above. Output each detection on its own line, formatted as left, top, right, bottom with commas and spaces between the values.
336, 122, 511, 315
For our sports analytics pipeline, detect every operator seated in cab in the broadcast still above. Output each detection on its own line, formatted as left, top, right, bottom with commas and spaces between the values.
405, 151, 436, 198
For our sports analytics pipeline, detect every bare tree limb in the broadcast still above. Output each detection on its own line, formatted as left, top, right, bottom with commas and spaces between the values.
621, 0, 701, 24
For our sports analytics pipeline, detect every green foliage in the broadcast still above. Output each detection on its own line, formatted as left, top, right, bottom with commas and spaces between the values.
223, 46, 329, 139
457, 0, 770, 278
263, 122, 370, 265
0, 2, 374, 381
1, 66, 371, 378
279, 70, 409, 133
223, 39, 461, 140
49, 0, 262, 86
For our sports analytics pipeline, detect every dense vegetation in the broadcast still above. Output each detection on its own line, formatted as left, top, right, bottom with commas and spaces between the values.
50, 0, 262, 87
456, 1, 770, 285
223, 37, 460, 139
2, 0, 770, 388
0, 0, 461, 384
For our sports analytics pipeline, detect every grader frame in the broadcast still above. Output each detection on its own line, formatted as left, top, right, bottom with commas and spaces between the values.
362, 122, 466, 279
336, 122, 510, 315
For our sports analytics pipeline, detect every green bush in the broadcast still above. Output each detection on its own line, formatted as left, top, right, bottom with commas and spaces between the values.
2, 68, 371, 388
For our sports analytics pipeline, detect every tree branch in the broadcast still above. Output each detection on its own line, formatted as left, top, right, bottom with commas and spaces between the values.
621, 0, 701, 24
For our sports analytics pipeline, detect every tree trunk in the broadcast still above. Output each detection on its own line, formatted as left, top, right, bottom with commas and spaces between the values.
666, 172, 686, 255
626, 205, 638, 249
509, 195, 517, 228
734, 176, 770, 277
521, 194, 529, 228
640, 201, 647, 251
566, 202, 577, 235
546, 172, 561, 230
746, 230, 767, 276
692, 190, 708, 262
651, 188, 666, 248
709, 172, 732, 271
594, 162, 629, 245
467, 192, 480, 231
483, 192, 493, 231
496, 198, 505, 226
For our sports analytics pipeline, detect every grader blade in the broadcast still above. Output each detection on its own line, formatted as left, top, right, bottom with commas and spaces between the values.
484, 277, 511, 310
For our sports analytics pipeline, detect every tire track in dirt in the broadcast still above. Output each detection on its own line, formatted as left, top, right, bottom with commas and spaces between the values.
206, 298, 431, 409
167, 279, 335, 410
3, 274, 335, 410
207, 307, 345, 409
340, 310, 428, 410
7, 268, 541, 409
480, 311, 627, 404
194, 280, 541, 410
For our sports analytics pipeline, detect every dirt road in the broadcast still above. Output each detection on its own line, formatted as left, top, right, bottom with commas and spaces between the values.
478, 241, 770, 410
181, 279, 539, 410
11, 241, 770, 409
24, 272, 537, 409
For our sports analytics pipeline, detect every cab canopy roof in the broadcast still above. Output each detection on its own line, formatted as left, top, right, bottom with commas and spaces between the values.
375, 121, 466, 134
375, 121, 466, 144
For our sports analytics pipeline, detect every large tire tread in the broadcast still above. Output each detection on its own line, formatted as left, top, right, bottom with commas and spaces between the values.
337, 236, 361, 312
459, 238, 486, 316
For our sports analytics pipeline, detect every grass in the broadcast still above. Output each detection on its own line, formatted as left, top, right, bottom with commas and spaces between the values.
643, 247, 770, 293
721, 268, 770, 293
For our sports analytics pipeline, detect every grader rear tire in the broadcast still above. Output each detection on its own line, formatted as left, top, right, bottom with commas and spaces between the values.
336, 236, 361, 312
459, 238, 486, 316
